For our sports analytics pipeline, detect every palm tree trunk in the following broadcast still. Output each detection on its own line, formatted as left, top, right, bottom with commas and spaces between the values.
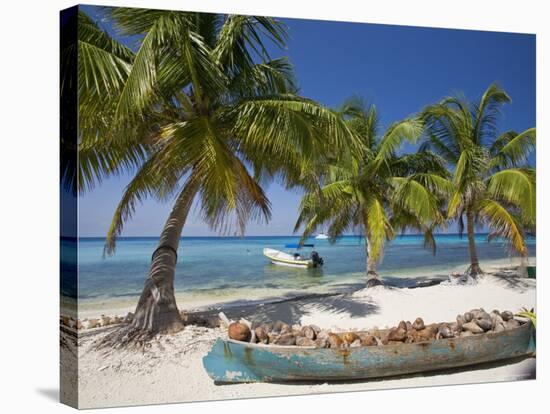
130, 180, 199, 334
466, 209, 482, 276
365, 234, 383, 287
366, 237, 377, 275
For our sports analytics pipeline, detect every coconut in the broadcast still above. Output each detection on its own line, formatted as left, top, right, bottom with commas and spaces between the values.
341, 332, 360, 344
505, 319, 521, 329
412, 317, 425, 331
360, 335, 378, 346
350, 339, 362, 348
437, 323, 454, 339
475, 318, 493, 331
501, 311, 514, 321
314, 337, 329, 348
300, 326, 317, 340
254, 326, 269, 343
462, 321, 484, 334
327, 333, 344, 348
273, 333, 296, 346
296, 336, 316, 347
383, 326, 407, 344
228, 322, 251, 342
317, 330, 330, 340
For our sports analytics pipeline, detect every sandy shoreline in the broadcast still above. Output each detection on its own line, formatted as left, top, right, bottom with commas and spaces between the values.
67, 263, 536, 409
75, 256, 535, 320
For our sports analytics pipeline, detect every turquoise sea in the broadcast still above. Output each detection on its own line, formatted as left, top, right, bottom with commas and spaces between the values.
62, 234, 535, 314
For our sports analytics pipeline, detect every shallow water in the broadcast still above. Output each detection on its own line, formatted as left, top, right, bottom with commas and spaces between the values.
62, 234, 535, 314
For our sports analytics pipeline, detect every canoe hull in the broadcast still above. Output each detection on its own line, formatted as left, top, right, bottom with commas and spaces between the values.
202, 322, 535, 383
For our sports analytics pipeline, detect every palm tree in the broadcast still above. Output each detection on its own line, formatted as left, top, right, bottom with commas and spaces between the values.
295, 100, 451, 286
66, 8, 359, 340
421, 84, 536, 276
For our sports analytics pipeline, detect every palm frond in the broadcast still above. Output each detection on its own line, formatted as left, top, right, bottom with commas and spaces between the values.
486, 168, 536, 225
228, 58, 297, 97
490, 128, 536, 169
375, 118, 423, 164
477, 199, 527, 255
214, 15, 287, 75
473, 83, 511, 146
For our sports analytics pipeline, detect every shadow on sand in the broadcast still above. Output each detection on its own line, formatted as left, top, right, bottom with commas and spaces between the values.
192, 290, 380, 325
35, 388, 58, 402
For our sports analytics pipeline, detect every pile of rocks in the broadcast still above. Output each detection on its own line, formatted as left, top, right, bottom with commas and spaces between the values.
60, 312, 134, 331
226, 308, 525, 349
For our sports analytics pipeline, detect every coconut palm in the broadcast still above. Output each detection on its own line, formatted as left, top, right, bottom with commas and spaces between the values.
66, 8, 359, 340
421, 84, 536, 276
295, 100, 452, 285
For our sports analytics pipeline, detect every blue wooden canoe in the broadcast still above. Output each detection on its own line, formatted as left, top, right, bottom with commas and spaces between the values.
202, 322, 535, 383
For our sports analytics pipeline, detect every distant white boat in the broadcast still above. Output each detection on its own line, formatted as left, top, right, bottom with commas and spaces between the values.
315, 233, 329, 239
263, 248, 323, 268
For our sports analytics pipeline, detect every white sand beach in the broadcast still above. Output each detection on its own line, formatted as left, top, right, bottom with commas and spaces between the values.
70, 265, 536, 409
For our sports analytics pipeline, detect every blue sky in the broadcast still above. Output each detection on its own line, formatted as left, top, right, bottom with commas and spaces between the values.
77, 6, 535, 237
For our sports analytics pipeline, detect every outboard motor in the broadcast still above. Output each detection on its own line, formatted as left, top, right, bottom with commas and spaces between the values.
311, 251, 324, 267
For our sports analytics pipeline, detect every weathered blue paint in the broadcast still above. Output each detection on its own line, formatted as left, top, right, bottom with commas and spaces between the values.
202, 322, 535, 383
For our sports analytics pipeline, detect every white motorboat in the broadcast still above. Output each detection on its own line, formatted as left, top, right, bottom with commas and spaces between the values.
263, 247, 324, 268
315, 233, 329, 240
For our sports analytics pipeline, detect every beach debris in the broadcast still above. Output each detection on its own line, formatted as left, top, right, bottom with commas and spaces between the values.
83, 318, 100, 329
111, 315, 123, 324
124, 312, 134, 323
218, 312, 232, 328
228, 322, 251, 342
100, 315, 111, 326
445, 270, 477, 285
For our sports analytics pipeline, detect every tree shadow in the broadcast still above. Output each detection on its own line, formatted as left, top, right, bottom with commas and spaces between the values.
488, 273, 534, 293
193, 293, 380, 326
